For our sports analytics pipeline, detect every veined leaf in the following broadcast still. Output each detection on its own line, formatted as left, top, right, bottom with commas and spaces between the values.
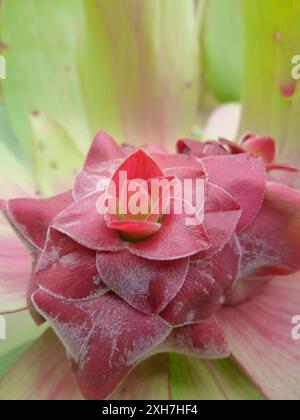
0, 311, 47, 365
0, 106, 22, 159
239, 0, 300, 162
30, 112, 83, 196
0, 140, 34, 198
1, 0, 92, 155
0, 342, 33, 377
2, 0, 199, 156
169, 354, 264, 400
201, 0, 244, 102
95, 0, 199, 149
0, 329, 80, 400
0, 329, 264, 400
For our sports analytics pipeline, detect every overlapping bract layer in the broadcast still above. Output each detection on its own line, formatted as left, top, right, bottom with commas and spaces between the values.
2, 132, 300, 400
178, 136, 300, 305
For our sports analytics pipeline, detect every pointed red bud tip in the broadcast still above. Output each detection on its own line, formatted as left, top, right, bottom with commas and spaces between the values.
242, 135, 276, 164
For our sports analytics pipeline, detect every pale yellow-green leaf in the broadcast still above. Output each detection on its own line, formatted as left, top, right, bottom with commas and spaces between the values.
0, 342, 32, 378
2, 0, 199, 156
201, 0, 244, 102
0, 335, 264, 400
239, 0, 300, 162
1, 0, 92, 155
170, 354, 264, 400
112, 354, 171, 400
0, 106, 22, 158
0, 141, 34, 198
0, 329, 81, 400
95, 0, 199, 149
0, 312, 48, 366
30, 113, 83, 196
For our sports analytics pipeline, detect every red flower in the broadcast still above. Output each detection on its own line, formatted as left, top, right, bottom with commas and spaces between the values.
2, 132, 300, 399
178, 137, 300, 304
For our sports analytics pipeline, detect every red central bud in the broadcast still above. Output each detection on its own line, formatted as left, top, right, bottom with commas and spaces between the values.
104, 150, 167, 242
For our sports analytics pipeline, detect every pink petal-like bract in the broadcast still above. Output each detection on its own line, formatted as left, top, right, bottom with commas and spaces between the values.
32, 290, 171, 400
162, 316, 229, 359
96, 250, 189, 315
35, 229, 107, 300
242, 135, 276, 164
5, 191, 73, 250
3, 131, 300, 400
201, 154, 267, 231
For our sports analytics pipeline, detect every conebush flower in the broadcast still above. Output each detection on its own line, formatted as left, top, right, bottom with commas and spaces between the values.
0, 0, 300, 401
1, 131, 300, 400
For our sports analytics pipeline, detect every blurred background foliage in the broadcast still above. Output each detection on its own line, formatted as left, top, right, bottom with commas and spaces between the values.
0, 0, 299, 399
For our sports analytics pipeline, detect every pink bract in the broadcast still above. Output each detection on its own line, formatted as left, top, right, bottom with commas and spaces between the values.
2, 131, 300, 400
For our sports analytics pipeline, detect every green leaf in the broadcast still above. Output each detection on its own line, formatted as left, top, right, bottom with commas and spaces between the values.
0, 141, 34, 198
0, 311, 48, 373
111, 354, 171, 400
239, 0, 300, 161
0, 337, 264, 400
0, 105, 23, 159
30, 112, 83, 196
201, 0, 244, 102
0, 329, 82, 400
2, 0, 199, 156
90, 0, 200, 148
1, 0, 92, 155
76, 0, 122, 142
170, 354, 264, 400
0, 342, 33, 378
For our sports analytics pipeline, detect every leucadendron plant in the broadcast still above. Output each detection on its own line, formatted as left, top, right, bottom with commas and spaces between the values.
0, 0, 299, 400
